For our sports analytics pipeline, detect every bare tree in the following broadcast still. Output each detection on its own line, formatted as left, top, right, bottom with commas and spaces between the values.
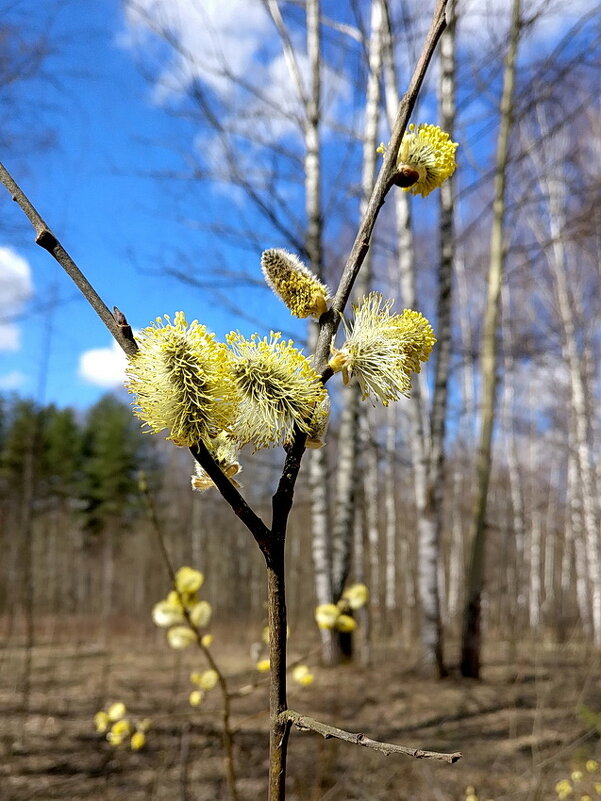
460, 0, 522, 680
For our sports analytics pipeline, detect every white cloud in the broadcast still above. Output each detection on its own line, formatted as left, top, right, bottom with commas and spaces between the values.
121, 0, 350, 144
0, 246, 33, 351
122, 0, 272, 100
459, 0, 595, 50
0, 323, 20, 351
0, 370, 27, 390
79, 339, 129, 388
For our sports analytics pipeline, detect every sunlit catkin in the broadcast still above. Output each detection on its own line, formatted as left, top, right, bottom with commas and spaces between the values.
261, 248, 329, 318
328, 292, 435, 405
191, 431, 242, 491
227, 331, 327, 449
395, 123, 458, 197
125, 312, 239, 446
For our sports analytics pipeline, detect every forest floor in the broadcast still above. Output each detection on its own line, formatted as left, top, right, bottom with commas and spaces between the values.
1, 619, 600, 801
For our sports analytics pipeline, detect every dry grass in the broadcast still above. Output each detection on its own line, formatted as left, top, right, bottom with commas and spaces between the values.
1, 619, 600, 801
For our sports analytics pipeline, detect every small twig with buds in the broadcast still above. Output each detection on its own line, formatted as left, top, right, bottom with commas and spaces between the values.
283, 710, 461, 764
139, 476, 239, 801
313, 0, 449, 375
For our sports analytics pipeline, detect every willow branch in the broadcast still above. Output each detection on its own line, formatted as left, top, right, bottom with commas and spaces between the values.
140, 478, 239, 801
313, 0, 449, 374
0, 162, 137, 358
189, 442, 271, 553
282, 710, 462, 764
270, 0, 449, 539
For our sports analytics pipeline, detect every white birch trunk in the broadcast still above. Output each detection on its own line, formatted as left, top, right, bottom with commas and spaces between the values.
528, 509, 542, 631
501, 333, 527, 627
384, 405, 398, 615
525, 115, 601, 642
382, 3, 441, 674
362, 411, 381, 626
447, 470, 463, 621
331, 0, 383, 603
461, 0, 522, 678
567, 434, 591, 632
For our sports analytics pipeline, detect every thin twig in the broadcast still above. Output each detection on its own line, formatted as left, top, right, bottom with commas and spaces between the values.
189, 442, 271, 553
282, 710, 462, 764
140, 477, 240, 801
268, 0, 450, 582
0, 162, 138, 358
313, 0, 449, 374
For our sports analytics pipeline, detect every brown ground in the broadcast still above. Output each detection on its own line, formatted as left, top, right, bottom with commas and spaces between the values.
1, 620, 600, 801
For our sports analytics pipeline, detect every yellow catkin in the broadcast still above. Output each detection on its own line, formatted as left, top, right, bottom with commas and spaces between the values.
396, 123, 458, 197
125, 312, 239, 446
227, 331, 327, 449
261, 249, 330, 318
329, 292, 435, 406
191, 431, 241, 491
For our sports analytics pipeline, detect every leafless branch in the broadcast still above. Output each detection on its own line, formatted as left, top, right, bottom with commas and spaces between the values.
283, 710, 462, 764
0, 161, 138, 358
313, 0, 449, 374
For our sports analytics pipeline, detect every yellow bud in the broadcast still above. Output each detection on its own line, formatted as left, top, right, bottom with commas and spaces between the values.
130, 731, 146, 751
107, 702, 126, 722
152, 599, 185, 627
201, 633, 214, 647
167, 626, 196, 649
261, 249, 330, 319
175, 566, 204, 594
94, 711, 110, 733
111, 719, 131, 737
315, 603, 340, 629
396, 123, 457, 197
256, 659, 271, 673
197, 669, 219, 691
189, 600, 212, 628
335, 614, 357, 633
189, 690, 204, 707
166, 590, 184, 609
342, 583, 369, 610
587, 761, 599, 772
292, 664, 314, 686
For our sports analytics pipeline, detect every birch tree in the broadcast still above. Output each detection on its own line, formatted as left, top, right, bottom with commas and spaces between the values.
460, 0, 522, 680
381, 0, 457, 676
523, 108, 601, 642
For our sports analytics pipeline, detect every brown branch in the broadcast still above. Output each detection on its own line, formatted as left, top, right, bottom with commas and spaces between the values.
282, 710, 462, 764
189, 441, 271, 553
0, 164, 268, 546
268, 0, 450, 571
139, 476, 239, 801
313, 0, 449, 374
0, 161, 138, 358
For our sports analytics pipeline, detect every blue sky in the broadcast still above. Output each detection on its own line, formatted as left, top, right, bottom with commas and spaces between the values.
0, 0, 311, 410
0, 0, 595, 411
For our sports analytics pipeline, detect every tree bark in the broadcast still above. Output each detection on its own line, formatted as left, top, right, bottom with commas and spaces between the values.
460, 0, 522, 679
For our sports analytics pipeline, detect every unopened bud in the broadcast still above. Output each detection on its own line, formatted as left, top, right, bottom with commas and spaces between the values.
392, 165, 420, 188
